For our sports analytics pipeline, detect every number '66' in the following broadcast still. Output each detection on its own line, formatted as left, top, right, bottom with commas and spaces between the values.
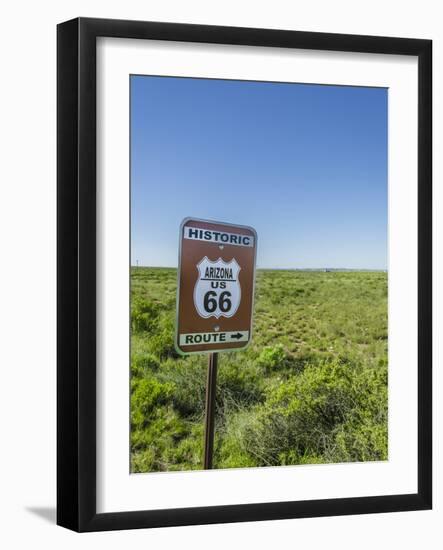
203, 291, 232, 313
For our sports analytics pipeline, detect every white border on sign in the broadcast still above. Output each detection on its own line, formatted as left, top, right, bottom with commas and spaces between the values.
97, 37, 418, 513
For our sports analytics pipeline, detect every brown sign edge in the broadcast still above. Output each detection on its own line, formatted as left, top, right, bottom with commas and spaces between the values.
174, 216, 258, 356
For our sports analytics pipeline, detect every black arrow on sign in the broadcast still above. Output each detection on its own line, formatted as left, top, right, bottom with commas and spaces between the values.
230, 332, 243, 340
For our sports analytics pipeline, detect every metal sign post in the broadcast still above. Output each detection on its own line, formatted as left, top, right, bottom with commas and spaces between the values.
203, 352, 218, 469
175, 218, 257, 468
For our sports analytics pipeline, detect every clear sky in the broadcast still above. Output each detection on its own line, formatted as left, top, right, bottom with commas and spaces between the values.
131, 75, 387, 269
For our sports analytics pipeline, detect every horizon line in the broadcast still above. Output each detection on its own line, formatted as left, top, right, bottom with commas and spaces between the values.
130, 265, 388, 271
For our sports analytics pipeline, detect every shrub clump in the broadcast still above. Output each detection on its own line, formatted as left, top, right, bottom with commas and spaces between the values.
257, 344, 287, 371
131, 298, 160, 333
218, 359, 387, 466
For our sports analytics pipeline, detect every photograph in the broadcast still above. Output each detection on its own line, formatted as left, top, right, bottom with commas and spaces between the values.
130, 74, 388, 473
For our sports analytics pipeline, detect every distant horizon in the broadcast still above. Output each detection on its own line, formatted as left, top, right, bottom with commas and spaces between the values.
131, 264, 388, 272
131, 76, 387, 270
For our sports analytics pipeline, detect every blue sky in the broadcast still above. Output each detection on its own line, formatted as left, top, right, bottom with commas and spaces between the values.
131, 75, 387, 269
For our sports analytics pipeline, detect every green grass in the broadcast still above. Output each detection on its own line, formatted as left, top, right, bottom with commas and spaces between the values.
131, 267, 388, 472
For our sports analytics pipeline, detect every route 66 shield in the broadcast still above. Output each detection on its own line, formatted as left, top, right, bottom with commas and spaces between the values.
193, 257, 241, 319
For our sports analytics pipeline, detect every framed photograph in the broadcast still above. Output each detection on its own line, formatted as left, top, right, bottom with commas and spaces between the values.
57, 17, 432, 532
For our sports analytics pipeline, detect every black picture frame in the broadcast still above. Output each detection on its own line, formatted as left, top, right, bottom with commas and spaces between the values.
57, 17, 432, 532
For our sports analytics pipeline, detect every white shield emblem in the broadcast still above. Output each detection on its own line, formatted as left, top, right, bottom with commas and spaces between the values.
193, 257, 241, 319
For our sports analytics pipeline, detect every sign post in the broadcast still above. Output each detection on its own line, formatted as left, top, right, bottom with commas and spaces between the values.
203, 352, 218, 469
175, 218, 257, 468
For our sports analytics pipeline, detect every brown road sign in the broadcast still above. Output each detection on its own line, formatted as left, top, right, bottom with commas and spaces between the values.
175, 217, 257, 355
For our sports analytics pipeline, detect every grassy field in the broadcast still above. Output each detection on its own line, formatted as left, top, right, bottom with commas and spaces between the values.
131, 267, 388, 472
